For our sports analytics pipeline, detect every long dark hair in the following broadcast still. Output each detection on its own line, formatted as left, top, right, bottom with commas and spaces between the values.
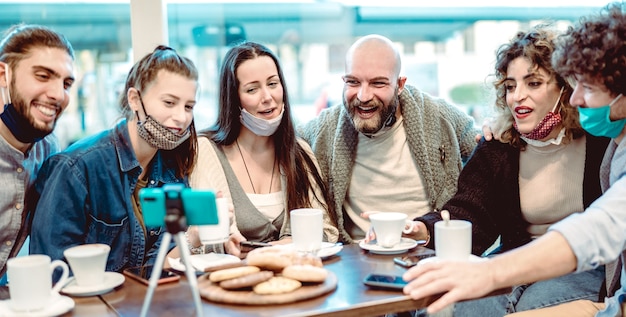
199, 41, 337, 227
119, 45, 198, 178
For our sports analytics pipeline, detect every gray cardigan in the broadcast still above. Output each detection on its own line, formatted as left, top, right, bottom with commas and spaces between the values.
299, 85, 478, 243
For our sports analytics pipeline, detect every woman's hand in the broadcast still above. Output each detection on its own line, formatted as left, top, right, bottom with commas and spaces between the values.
186, 225, 202, 248
224, 231, 246, 257
402, 220, 429, 242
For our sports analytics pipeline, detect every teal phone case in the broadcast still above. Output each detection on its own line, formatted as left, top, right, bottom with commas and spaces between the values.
139, 187, 218, 227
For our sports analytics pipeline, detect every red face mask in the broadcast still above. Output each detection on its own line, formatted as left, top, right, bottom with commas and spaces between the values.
514, 87, 564, 140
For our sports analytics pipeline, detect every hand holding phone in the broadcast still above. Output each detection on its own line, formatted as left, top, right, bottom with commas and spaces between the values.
123, 265, 180, 286
239, 241, 272, 253
363, 273, 408, 290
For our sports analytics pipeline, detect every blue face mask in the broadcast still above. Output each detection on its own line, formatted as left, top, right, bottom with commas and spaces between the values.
578, 94, 626, 138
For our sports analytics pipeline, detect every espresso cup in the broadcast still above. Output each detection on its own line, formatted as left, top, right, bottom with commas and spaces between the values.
369, 212, 415, 248
7, 255, 69, 312
63, 243, 110, 287
434, 220, 472, 260
290, 208, 323, 252
198, 197, 230, 248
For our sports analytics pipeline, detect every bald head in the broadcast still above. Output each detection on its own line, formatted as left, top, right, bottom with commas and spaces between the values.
345, 34, 401, 79
342, 34, 406, 135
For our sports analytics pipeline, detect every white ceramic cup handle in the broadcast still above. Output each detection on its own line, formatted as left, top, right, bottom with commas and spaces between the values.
50, 260, 70, 294
402, 220, 416, 234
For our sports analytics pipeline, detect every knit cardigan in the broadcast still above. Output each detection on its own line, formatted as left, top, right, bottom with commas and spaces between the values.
416, 133, 609, 255
299, 85, 479, 243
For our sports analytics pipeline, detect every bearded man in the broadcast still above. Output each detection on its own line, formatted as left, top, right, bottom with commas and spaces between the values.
0, 24, 75, 287
299, 34, 477, 243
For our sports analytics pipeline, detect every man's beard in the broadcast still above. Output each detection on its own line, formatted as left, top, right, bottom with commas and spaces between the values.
344, 90, 399, 135
10, 81, 57, 136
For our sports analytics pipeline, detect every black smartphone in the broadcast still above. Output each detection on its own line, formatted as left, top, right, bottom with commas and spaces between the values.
363, 273, 408, 290
123, 265, 180, 286
394, 248, 436, 267
239, 241, 272, 253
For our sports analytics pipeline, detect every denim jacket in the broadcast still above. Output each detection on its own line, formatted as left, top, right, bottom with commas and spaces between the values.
29, 120, 183, 273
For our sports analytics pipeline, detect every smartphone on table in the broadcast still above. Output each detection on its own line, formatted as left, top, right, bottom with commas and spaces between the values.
393, 247, 436, 268
123, 265, 180, 286
363, 273, 408, 290
239, 241, 272, 253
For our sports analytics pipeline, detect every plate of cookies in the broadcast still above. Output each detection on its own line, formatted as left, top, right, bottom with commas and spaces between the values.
197, 246, 337, 305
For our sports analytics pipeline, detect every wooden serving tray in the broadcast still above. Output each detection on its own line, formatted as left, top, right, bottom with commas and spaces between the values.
197, 271, 337, 305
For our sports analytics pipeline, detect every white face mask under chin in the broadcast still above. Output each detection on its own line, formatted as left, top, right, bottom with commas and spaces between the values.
240, 107, 284, 136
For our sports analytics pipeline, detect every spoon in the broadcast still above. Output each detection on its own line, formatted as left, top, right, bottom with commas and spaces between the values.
441, 209, 450, 226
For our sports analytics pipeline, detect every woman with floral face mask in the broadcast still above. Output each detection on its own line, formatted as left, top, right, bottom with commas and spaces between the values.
184, 42, 338, 256
403, 25, 609, 317
29, 46, 198, 273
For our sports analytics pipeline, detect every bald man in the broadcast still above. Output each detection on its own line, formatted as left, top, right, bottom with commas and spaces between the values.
299, 34, 478, 243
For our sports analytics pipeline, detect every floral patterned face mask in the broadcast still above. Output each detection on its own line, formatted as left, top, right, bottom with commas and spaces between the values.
136, 93, 190, 150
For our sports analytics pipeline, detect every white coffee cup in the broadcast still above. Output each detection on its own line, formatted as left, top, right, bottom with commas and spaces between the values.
369, 212, 415, 248
63, 243, 110, 287
290, 208, 323, 252
198, 197, 230, 246
7, 254, 69, 312
434, 219, 472, 260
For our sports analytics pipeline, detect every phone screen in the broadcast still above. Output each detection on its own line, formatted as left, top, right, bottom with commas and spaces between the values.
123, 265, 180, 285
363, 273, 408, 290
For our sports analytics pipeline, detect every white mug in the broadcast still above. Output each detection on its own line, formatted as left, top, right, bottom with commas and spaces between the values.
434, 219, 472, 260
369, 212, 415, 248
63, 243, 110, 287
198, 197, 230, 247
290, 208, 323, 252
7, 255, 69, 312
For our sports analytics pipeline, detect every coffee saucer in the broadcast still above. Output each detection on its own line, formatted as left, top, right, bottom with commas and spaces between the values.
0, 294, 74, 316
359, 238, 419, 255
168, 253, 241, 272
61, 272, 125, 297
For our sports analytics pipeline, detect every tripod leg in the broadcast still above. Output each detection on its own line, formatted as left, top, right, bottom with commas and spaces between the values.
174, 232, 204, 317
140, 232, 172, 317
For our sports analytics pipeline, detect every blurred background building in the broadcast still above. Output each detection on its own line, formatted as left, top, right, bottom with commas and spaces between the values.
0, 0, 615, 148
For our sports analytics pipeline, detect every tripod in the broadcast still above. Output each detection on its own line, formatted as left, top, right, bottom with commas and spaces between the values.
140, 185, 204, 317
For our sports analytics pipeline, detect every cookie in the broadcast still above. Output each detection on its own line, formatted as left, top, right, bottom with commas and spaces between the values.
282, 264, 328, 283
209, 265, 260, 283
246, 247, 296, 271
219, 271, 274, 290
253, 276, 302, 295
291, 253, 323, 268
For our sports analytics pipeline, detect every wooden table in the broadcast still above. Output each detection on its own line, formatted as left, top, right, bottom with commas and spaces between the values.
96, 244, 443, 317
60, 296, 119, 316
